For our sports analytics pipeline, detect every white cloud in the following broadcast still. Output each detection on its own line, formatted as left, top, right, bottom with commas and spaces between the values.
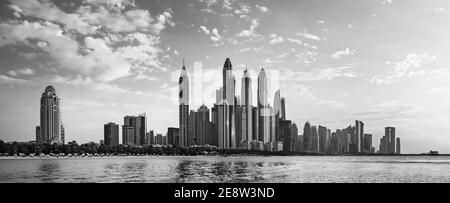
281, 65, 358, 82
427, 87, 450, 95
199, 26, 210, 34
288, 84, 346, 108
430, 68, 450, 79
135, 72, 160, 82
297, 32, 321, 41
426, 8, 450, 14
0, 0, 171, 82
331, 48, 356, 59
294, 50, 318, 65
7, 68, 35, 77
351, 101, 428, 121
287, 38, 303, 46
269, 34, 284, 44
371, 53, 436, 84
0, 74, 31, 87
234, 3, 251, 18
382, 0, 393, 5
256, 5, 270, 13
237, 18, 261, 38
200, 26, 223, 44
264, 52, 291, 64
235, 47, 251, 53
222, 0, 233, 10
211, 28, 222, 41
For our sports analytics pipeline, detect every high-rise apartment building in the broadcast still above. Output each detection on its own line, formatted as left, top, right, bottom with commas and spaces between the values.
104, 122, 119, 146
38, 86, 63, 144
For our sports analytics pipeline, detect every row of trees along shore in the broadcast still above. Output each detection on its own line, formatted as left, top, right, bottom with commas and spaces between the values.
0, 140, 329, 156
0, 140, 433, 156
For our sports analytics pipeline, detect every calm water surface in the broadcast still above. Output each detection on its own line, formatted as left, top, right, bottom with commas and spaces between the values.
1, 156, 450, 183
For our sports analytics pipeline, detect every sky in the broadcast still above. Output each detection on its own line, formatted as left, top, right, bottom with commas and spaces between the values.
1, 0, 450, 153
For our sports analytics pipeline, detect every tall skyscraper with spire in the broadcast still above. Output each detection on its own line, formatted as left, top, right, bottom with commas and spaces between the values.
179, 60, 189, 147
38, 85, 63, 144
258, 68, 270, 143
218, 58, 236, 149
223, 58, 235, 105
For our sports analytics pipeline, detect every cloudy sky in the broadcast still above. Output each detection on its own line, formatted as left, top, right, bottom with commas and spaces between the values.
1, 0, 450, 153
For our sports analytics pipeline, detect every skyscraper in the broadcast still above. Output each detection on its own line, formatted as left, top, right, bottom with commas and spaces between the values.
311, 126, 319, 152
280, 97, 286, 121
318, 125, 327, 153
355, 120, 364, 152
216, 58, 237, 149
122, 125, 135, 146
273, 90, 281, 142
385, 127, 395, 154
38, 85, 63, 144
303, 121, 311, 151
136, 114, 147, 146
167, 127, 179, 146
148, 130, 155, 145
122, 114, 146, 146
281, 120, 292, 152
258, 68, 270, 144
197, 105, 211, 146
240, 69, 253, 148
179, 60, 189, 147
104, 122, 119, 146
223, 58, 235, 104
211, 104, 219, 147
396, 137, 401, 154
363, 133, 372, 153
290, 123, 298, 152
189, 110, 198, 146
252, 106, 259, 141
217, 103, 230, 149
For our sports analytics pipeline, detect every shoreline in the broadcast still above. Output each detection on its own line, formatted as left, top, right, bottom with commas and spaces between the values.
1, 154, 449, 160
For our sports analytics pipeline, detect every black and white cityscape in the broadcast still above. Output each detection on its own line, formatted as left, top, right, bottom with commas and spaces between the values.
1, 0, 450, 184
93, 57, 401, 155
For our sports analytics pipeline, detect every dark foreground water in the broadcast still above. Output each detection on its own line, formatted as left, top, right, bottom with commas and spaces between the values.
1, 156, 450, 183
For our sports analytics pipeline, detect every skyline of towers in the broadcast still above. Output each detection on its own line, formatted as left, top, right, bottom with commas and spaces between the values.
174, 57, 298, 151
37, 85, 63, 145
33, 58, 402, 154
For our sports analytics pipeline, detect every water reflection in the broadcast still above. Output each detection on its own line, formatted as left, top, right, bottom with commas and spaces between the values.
37, 160, 61, 182
2, 156, 450, 183
172, 159, 267, 183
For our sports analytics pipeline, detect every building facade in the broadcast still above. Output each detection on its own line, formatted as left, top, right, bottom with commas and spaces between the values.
179, 60, 190, 147
104, 122, 119, 146
38, 85, 63, 144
